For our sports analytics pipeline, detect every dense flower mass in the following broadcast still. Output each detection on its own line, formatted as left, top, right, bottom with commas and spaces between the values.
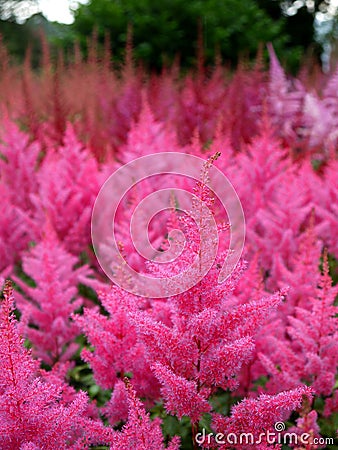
0, 39, 337, 449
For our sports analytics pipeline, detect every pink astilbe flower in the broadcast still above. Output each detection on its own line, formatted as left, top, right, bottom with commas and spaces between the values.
40, 361, 100, 420
0, 184, 33, 272
310, 159, 338, 258
131, 158, 287, 438
20, 443, 39, 450
273, 222, 322, 315
0, 120, 40, 272
232, 253, 265, 305
287, 252, 338, 397
146, 65, 179, 131
30, 124, 100, 254
0, 281, 114, 449
77, 286, 160, 412
103, 379, 129, 425
288, 410, 322, 450
324, 389, 338, 418
176, 70, 227, 145
152, 362, 211, 423
322, 62, 338, 148
227, 116, 336, 284
302, 91, 333, 151
258, 252, 338, 402
254, 172, 312, 288
12, 227, 92, 365
267, 46, 338, 154
267, 45, 307, 153
110, 379, 180, 450
107, 65, 142, 151
212, 386, 313, 449
221, 61, 266, 150
119, 94, 179, 163
112, 177, 171, 275
0, 118, 40, 211
231, 120, 290, 247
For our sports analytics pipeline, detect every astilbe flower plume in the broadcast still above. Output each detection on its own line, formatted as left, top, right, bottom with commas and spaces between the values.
267, 44, 305, 152
230, 119, 308, 275
258, 251, 338, 404
76, 285, 160, 424
30, 124, 100, 254
212, 386, 313, 449
0, 281, 114, 449
127, 157, 309, 447
272, 222, 322, 316
0, 184, 33, 273
110, 379, 180, 450
0, 118, 39, 211
307, 159, 338, 258
288, 409, 322, 450
119, 94, 179, 163
0, 119, 40, 272
11, 226, 93, 366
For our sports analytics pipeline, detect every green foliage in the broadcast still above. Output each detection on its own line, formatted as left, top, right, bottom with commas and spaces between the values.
150, 390, 242, 449
0, 18, 40, 65
0, 13, 66, 66
71, 0, 304, 70
68, 356, 112, 407
313, 396, 338, 449
321, 252, 338, 286
0, 0, 326, 71
151, 402, 192, 448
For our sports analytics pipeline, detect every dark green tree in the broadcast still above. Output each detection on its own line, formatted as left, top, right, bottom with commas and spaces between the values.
0, 0, 41, 64
257, 0, 323, 65
71, 0, 297, 70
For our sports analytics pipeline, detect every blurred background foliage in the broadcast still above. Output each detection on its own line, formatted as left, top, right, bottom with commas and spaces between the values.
0, 0, 337, 71
69, 0, 319, 71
